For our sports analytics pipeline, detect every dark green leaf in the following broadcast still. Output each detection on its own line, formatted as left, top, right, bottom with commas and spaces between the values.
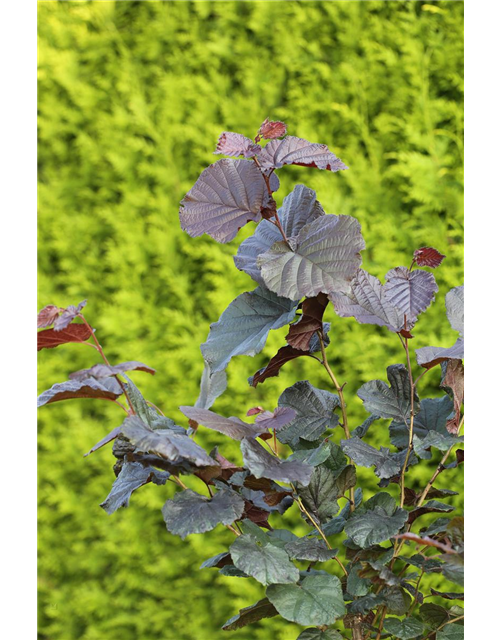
297, 465, 349, 524
390, 396, 454, 456
284, 537, 338, 562
420, 603, 452, 628
297, 629, 344, 640
383, 617, 424, 639
430, 589, 464, 601
347, 594, 385, 614
122, 416, 216, 468
229, 533, 300, 586
341, 437, 401, 479
408, 500, 454, 525
288, 442, 332, 467
441, 555, 464, 586
267, 574, 346, 625
221, 598, 278, 631
351, 414, 380, 439
241, 437, 314, 485
346, 562, 371, 597
162, 488, 245, 539
200, 552, 232, 569
437, 624, 464, 640
344, 492, 408, 548
277, 380, 338, 445
358, 364, 419, 422
100, 462, 169, 515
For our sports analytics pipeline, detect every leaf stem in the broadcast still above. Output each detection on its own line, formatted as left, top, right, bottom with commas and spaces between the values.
317, 332, 355, 512
294, 495, 348, 577
77, 313, 135, 413
416, 416, 464, 507
252, 156, 289, 245
399, 333, 415, 508
421, 615, 464, 640
374, 605, 387, 640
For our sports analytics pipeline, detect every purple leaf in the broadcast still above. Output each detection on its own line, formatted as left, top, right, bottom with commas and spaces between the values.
235, 185, 323, 287
37, 305, 60, 328
440, 359, 464, 435
37, 377, 123, 407
413, 247, 446, 268
53, 300, 87, 331
257, 215, 364, 300
250, 346, 314, 387
254, 407, 297, 431
286, 293, 329, 351
70, 361, 155, 381
415, 285, 464, 369
258, 136, 347, 172
446, 285, 464, 336
37, 323, 93, 351
330, 269, 406, 332
384, 267, 438, 325
179, 406, 269, 441
84, 425, 123, 457
416, 339, 464, 369
214, 132, 261, 158
258, 119, 287, 140
179, 159, 268, 243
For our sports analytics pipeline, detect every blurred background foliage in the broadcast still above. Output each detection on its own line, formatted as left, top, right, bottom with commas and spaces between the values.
38, 1, 463, 639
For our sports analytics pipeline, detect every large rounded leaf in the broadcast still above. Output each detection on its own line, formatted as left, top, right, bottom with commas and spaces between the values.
257, 215, 364, 300
330, 269, 405, 332
229, 534, 299, 586
266, 574, 346, 626
278, 381, 340, 448
234, 184, 325, 286
179, 159, 268, 243
162, 488, 244, 539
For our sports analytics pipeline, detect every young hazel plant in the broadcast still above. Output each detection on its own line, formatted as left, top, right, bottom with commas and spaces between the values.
38, 120, 464, 640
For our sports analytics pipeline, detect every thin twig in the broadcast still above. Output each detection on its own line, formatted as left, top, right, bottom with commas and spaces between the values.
317, 332, 355, 512
416, 415, 464, 507
421, 616, 464, 640
294, 496, 348, 577
77, 314, 135, 413
399, 327, 415, 508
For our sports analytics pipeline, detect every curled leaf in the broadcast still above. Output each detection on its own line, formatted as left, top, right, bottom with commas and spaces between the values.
53, 300, 87, 331
286, 293, 329, 351
70, 361, 155, 381
37, 377, 123, 407
214, 132, 261, 158
259, 136, 347, 172
250, 345, 314, 387
179, 406, 268, 441
37, 304, 60, 328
